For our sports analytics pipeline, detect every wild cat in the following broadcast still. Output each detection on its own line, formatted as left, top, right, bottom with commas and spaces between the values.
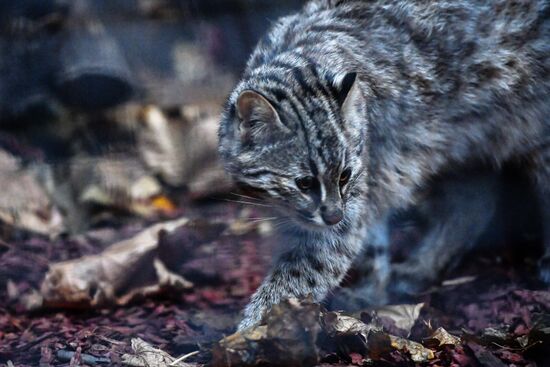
218, 0, 550, 330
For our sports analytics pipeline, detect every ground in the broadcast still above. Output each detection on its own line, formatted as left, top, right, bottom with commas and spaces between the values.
0, 200, 549, 366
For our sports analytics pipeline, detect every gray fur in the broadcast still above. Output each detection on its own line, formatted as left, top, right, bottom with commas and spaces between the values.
218, 0, 550, 330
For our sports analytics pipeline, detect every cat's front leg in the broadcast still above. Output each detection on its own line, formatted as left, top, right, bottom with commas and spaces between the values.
238, 226, 365, 330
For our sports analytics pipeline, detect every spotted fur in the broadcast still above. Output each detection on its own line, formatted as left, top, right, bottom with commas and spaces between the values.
218, 0, 550, 330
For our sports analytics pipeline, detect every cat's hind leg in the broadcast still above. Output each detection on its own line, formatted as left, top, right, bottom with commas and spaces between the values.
388, 170, 500, 298
329, 169, 501, 311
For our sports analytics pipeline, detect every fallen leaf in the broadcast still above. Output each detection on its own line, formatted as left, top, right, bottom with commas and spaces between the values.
423, 327, 461, 349
122, 338, 196, 367
212, 298, 321, 367
477, 327, 516, 347
467, 342, 508, 367
70, 155, 166, 217
374, 303, 424, 335
137, 105, 233, 198
40, 218, 191, 308
321, 310, 434, 363
389, 334, 435, 363
0, 152, 65, 237
322, 312, 379, 341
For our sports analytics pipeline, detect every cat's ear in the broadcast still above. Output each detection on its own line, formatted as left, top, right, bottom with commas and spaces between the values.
235, 90, 286, 141
337, 72, 364, 125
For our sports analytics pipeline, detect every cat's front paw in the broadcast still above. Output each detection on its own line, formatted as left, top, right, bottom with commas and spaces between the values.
237, 314, 261, 331
538, 254, 550, 285
237, 298, 268, 331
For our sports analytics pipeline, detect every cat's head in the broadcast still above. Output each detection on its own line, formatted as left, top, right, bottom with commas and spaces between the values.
219, 71, 368, 231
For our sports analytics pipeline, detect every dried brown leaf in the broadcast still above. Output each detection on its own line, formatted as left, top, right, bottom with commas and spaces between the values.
322, 310, 435, 363
374, 303, 424, 335
212, 298, 321, 367
122, 338, 196, 367
423, 327, 461, 349
137, 105, 233, 198
40, 218, 191, 308
322, 312, 379, 341
0, 153, 65, 236
389, 335, 435, 362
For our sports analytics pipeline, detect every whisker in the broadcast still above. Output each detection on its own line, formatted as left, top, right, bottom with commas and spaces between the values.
223, 198, 273, 208
247, 218, 279, 224
245, 217, 278, 222
272, 218, 293, 231
230, 192, 264, 202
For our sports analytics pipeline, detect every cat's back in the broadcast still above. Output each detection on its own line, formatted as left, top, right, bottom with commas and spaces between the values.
248, 0, 550, 74
241, 0, 550, 125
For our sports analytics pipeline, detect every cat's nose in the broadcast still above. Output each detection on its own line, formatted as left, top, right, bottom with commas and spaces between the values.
320, 206, 344, 225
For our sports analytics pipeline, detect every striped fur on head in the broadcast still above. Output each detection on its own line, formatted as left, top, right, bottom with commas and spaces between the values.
219, 55, 368, 231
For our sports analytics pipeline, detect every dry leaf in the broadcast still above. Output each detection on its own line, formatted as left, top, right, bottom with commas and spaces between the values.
137, 105, 233, 198
374, 303, 424, 335
423, 327, 461, 348
322, 310, 434, 363
70, 155, 165, 217
322, 312, 379, 341
40, 218, 191, 308
389, 335, 435, 362
213, 298, 321, 367
122, 338, 196, 367
0, 151, 65, 236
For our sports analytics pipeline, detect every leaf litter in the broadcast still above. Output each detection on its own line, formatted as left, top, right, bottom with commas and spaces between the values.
1, 199, 549, 366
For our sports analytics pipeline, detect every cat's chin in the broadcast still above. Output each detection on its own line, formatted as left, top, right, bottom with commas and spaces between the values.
290, 217, 336, 233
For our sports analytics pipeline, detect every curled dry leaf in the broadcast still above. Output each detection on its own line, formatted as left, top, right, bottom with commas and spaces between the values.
0, 150, 65, 237
374, 303, 424, 335
122, 338, 196, 367
40, 218, 191, 308
72, 155, 170, 217
137, 105, 233, 198
322, 311, 434, 363
423, 327, 461, 349
322, 312, 380, 341
212, 298, 321, 367
389, 335, 435, 362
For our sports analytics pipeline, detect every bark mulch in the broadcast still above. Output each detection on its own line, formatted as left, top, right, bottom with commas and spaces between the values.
0, 201, 548, 366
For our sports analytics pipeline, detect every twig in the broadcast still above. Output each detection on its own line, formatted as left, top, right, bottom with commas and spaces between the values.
56, 350, 111, 365
15, 332, 57, 351
169, 350, 199, 366
490, 340, 543, 352
96, 334, 127, 346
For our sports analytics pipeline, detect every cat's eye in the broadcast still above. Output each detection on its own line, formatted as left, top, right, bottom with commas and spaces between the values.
295, 176, 315, 191
340, 168, 352, 186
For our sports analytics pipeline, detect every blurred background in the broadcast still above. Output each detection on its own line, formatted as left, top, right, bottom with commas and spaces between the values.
0, 0, 304, 237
